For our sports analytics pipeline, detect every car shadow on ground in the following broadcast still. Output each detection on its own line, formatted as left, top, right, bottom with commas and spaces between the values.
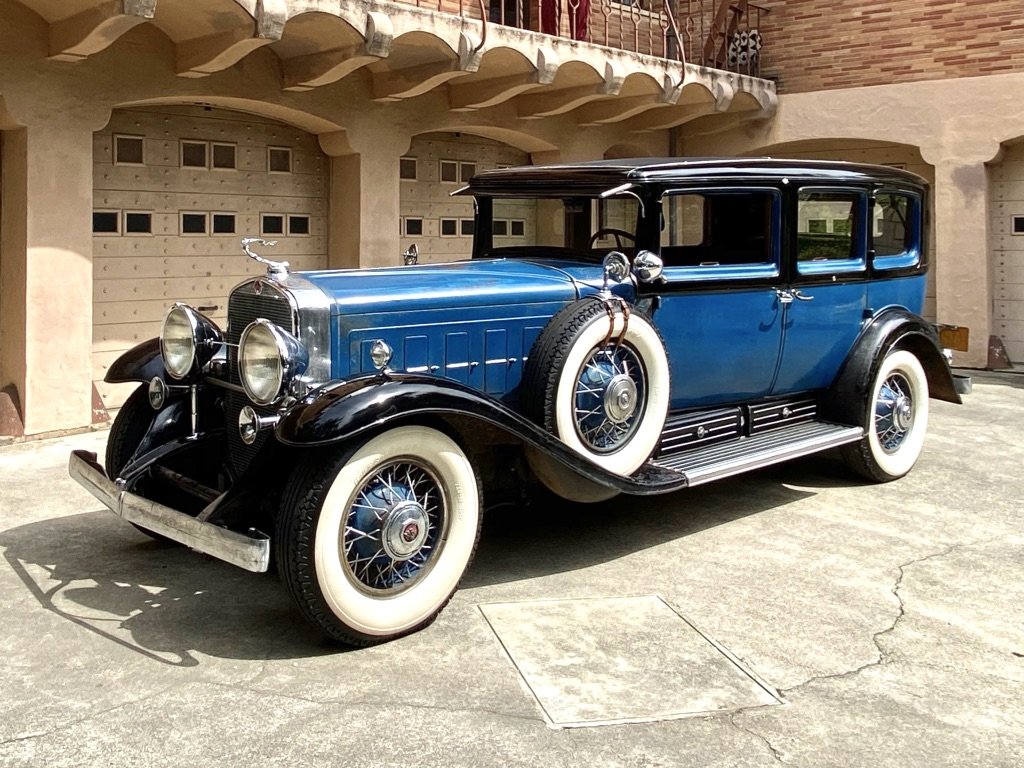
1, 455, 863, 664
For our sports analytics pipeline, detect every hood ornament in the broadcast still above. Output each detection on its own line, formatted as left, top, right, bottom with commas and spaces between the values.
241, 237, 289, 278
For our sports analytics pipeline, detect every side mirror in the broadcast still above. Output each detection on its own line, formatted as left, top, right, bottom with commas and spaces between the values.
633, 250, 664, 284
403, 243, 419, 265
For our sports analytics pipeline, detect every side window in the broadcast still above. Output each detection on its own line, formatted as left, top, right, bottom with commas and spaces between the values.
872, 192, 921, 269
796, 189, 866, 274
659, 189, 778, 277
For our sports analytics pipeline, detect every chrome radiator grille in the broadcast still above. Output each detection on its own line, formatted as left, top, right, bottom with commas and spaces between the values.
224, 282, 296, 475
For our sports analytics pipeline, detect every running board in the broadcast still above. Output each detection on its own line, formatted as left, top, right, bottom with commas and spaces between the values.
652, 422, 864, 488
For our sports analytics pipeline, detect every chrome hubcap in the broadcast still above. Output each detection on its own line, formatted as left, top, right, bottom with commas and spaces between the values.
604, 375, 638, 424
875, 372, 914, 453
342, 461, 446, 593
573, 344, 647, 453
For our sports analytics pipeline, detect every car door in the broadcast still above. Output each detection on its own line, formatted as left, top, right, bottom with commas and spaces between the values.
648, 187, 785, 409
771, 186, 870, 394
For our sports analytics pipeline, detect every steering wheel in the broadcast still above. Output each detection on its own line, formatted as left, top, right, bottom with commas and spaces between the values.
589, 228, 636, 250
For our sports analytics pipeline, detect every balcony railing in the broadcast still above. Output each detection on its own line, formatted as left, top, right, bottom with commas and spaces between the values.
397, 0, 768, 76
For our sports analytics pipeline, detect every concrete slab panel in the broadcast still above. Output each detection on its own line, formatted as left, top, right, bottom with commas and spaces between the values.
480, 595, 781, 728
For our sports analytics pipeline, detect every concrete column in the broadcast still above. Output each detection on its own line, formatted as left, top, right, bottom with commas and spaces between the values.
321, 128, 411, 269
923, 149, 997, 368
1, 114, 104, 434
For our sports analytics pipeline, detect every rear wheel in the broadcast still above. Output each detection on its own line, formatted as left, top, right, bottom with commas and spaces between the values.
842, 349, 929, 482
276, 425, 481, 645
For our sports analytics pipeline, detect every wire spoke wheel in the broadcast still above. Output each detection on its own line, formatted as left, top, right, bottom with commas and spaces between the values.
342, 460, 448, 594
572, 344, 648, 454
874, 372, 914, 453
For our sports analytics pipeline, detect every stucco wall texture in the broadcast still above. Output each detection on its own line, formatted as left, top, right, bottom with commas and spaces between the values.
757, 0, 1024, 93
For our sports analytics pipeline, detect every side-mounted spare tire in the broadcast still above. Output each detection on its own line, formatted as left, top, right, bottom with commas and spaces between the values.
521, 297, 670, 477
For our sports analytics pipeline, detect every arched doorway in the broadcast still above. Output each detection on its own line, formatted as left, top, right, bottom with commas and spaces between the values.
990, 140, 1024, 367
93, 105, 330, 412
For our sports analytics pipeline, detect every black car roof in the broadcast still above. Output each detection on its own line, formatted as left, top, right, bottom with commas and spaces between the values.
463, 157, 927, 196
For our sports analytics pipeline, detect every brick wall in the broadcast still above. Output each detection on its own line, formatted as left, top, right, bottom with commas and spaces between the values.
755, 0, 1024, 93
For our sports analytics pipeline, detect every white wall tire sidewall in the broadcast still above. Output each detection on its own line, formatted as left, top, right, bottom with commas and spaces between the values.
866, 350, 929, 478
313, 426, 478, 638
553, 312, 669, 475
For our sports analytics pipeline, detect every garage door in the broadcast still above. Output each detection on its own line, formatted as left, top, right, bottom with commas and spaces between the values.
93, 106, 328, 411
991, 143, 1024, 364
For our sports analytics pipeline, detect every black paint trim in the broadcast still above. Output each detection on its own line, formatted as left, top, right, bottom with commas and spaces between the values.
105, 338, 165, 384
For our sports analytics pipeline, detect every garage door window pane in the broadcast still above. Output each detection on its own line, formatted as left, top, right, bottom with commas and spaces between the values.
262, 214, 285, 235
288, 215, 310, 235
182, 141, 207, 168
181, 212, 207, 234
114, 135, 144, 165
125, 212, 152, 234
213, 214, 236, 234
212, 143, 236, 170
93, 211, 119, 234
269, 148, 292, 173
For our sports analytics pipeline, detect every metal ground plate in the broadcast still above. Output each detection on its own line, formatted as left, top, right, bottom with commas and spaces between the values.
480, 595, 781, 728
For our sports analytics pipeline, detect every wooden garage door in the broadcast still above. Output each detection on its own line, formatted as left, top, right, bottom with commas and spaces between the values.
991, 143, 1024, 364
93, 106, 328, 411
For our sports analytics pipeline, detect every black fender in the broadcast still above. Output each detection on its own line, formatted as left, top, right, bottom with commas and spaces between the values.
823, 308, 961, 428
106, 337, 166, 384
275, 372, 687, 496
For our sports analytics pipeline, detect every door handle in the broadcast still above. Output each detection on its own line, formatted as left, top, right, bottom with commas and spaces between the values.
791, 289, 814, 302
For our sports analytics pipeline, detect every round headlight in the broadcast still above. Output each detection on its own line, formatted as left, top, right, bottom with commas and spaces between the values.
238, 320, 307, 406
161, 304, 198, 379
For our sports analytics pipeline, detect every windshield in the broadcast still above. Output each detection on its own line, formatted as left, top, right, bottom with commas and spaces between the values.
477, 195, 641, 258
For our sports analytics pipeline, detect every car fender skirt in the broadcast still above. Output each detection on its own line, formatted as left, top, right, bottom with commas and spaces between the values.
276, 373, 687, 496
106, 337, 165, 384
824, 308, 962, 428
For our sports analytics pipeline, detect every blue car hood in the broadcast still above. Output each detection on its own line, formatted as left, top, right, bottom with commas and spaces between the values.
298, 258, 590, 314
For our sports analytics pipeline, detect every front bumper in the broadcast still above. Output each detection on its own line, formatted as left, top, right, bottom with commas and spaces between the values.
69, 450, 270, 573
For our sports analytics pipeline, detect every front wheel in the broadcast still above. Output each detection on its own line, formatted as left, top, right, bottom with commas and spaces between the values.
841, 349, 930, 482
276, 425, 481, 645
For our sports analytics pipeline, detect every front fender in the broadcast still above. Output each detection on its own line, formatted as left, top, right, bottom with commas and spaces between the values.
106, 338, 165, 384
824, 308, 961, 428
275, 373, 687, 496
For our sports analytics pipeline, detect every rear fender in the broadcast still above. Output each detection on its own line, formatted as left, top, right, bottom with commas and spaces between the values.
824, 308, 961, 428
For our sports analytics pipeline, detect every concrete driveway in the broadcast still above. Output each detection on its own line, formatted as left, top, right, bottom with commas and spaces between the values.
1, 374, 1022, 767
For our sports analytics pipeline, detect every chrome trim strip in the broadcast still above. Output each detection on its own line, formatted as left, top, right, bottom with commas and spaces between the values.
69, 450, 270, 573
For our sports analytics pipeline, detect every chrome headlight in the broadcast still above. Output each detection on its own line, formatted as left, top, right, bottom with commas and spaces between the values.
161, 303, 221, 380
238, 320, 308, 406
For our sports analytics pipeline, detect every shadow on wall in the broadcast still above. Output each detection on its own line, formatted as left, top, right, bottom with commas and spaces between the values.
0, 454, 865, 663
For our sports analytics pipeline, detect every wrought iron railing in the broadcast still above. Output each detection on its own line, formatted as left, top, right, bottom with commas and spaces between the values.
397, 0, 767, 76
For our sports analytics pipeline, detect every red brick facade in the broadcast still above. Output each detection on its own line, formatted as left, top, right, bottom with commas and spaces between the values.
756, 0, 1024, 93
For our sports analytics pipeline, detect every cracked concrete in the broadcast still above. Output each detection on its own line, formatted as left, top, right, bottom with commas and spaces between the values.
1, 371, 1023, 766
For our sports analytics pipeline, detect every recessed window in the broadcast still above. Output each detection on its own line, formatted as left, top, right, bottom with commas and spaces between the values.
261, 214, 285, 236
493, 219, 509, 236
460, 218, 475, 236
1013, 216, 1024, 235
404, 217, 423, 236
807, 219, 827, 234
181, 212, 207, 235
440, 218, 458, 236
213, 213, 236, 235
269, 147, 292, 173
181, 141, 207, 168
510, 220, 525, 237
440, 160, 458, 183
93, 210, 120, 234
288, 215, 310, 236
400, 157, 418, 180
124, 212, 152, 234
212, 143, 236, 170
460, 162, 476, 183
114, 135, 144, 166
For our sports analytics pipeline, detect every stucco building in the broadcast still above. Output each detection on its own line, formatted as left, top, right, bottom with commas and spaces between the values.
0, 0, 1018, 437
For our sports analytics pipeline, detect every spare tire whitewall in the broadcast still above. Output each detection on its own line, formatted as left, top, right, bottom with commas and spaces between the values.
523, 299, 670, 476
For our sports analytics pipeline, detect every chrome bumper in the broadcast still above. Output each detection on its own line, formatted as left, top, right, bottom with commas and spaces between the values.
68, 450, 270, 573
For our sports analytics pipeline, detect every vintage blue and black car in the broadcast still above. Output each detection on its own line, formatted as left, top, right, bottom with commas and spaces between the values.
70, 158, 962, 645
